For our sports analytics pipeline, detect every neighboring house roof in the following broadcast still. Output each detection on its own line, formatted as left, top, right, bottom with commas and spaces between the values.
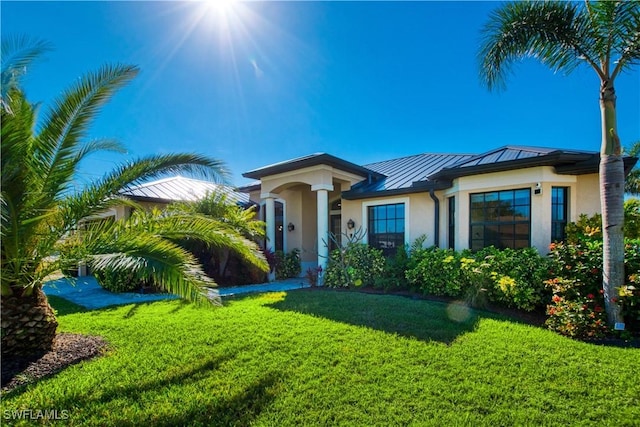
120, 176, 252, 207
242, 152, 385, 181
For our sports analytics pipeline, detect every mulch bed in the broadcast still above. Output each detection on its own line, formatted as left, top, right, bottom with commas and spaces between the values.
1, 333, 108, 394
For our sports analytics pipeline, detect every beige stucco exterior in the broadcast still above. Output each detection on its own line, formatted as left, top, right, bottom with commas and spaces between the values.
248, 163, 602, 267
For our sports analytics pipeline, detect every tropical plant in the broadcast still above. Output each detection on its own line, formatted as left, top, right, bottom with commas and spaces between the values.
172, 191, 267, 285
479, 0, 640, 326
625, 141, 640, 195
1, 39, 266, 358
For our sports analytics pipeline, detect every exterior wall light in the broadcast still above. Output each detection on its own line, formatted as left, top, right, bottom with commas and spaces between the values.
347, 219, 355, 230
287, 222, 295, 232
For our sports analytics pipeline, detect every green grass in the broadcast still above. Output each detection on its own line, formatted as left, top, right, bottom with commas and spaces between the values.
2, 290, 639, 426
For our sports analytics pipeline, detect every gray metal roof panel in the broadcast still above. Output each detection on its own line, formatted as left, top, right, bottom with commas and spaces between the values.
120, 176, 251, 205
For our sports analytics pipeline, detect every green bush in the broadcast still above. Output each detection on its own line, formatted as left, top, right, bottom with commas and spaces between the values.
275, 249, 301, 279
324, 243, 385, 288
404, 246, 550, 311
374, 245, 411, 291
94, 268, 144, 293
471, 247, 551, 311
405, 248, 464, 297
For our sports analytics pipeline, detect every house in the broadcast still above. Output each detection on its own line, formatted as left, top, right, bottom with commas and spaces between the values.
240, 145, 638, 275
102, 175, 254, 221
76, 176, 252, 277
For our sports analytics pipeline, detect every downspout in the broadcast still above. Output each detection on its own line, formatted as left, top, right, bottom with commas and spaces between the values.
429, 187, 440, 248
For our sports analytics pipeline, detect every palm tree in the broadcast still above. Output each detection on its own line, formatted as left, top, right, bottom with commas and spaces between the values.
1, 40, 267, 358
479, 1, 640, 326
625, 141, 640, 195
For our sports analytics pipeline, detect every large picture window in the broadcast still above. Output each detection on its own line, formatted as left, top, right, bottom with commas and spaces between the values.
368, 203, 405, 256
470, 189, 530, 250
551, 187, 568, 242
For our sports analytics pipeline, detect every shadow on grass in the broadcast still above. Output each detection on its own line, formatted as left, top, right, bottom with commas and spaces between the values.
268, 289, 488, 344
44, 352, 281, 426
47, 295, 88, 316
151, 372, 282, 427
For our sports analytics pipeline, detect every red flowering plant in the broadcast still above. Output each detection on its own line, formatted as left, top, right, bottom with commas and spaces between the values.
544, 277, 608, 338
546, 230, 640, 337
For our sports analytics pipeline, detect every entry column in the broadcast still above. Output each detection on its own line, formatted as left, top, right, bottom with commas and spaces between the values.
312, 184, 333, 283
262, 193, 277, 281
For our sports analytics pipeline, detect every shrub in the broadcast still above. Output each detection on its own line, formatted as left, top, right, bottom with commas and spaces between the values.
471, 247, 551, 311
546, 235, 640, 337
544, 278, 608, 338
374, 245, 411, 291
275, 249, 301, 279
324, 243, 385, 288
405, 248, 464, 297
94, 268, 145, 293
404, 246, 550, 311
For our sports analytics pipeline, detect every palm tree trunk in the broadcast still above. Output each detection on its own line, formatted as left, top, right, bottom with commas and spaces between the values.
599, 79, 625, 327
1, 286, 58, 358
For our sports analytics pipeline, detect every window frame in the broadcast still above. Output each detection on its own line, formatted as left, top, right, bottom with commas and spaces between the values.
551, 186, 569, 242
468, 188, 531, 250
361, 197, 410, 254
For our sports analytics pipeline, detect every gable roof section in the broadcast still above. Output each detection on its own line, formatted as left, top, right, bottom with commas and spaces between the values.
119, 176, 252, 207
242, 152, 384, 181
429, 145, 595, 180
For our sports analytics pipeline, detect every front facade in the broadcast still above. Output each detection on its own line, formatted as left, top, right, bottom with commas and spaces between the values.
241, 146, 637, 274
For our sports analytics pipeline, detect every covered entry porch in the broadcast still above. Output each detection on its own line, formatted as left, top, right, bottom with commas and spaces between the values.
242, 154, 381, 278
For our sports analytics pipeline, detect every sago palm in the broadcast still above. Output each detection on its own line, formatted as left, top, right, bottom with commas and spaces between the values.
479, 0, 640, 326
1, 40, 266, 358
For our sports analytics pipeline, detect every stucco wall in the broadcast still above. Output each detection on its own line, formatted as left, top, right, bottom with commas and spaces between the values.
247, 165, 603, 262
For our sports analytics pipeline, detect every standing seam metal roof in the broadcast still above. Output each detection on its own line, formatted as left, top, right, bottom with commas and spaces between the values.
119, 176, 251, 205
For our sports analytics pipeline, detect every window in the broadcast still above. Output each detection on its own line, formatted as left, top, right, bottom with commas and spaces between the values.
368, 203, 405, 256
469, 188, 530, 250
448, 196, 455, 249
551, 187, 568, 242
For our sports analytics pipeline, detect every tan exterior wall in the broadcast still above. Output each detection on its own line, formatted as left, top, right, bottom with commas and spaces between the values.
246, 164, 604, 267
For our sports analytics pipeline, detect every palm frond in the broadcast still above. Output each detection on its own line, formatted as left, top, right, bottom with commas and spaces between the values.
35, 64, 139, 200
61, 154, 229, 225
81, 218, 218, 304
1, 35, 52, 112
479, 1, 597, 90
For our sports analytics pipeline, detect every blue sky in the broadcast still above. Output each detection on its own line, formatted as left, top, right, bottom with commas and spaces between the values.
2, 1, 639, 187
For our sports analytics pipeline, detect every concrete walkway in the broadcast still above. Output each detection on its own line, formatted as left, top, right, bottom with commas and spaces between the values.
43, 276, 309, 310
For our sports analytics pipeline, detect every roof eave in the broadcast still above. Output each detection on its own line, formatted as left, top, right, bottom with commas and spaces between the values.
243, 153, 385, 181
431, 152, 595, 180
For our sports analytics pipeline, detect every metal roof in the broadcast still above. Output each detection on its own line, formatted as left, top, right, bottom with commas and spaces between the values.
342, 153, 474, 198
119, 176, 251, 206
242, 145, 637, 200
444, 145, 591, 169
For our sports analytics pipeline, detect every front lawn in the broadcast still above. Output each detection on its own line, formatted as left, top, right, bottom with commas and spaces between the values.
2, 290, 638, 426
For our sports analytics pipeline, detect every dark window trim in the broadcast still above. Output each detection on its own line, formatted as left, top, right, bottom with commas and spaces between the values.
468, 188, 531, 250
551, 187, 569, 242
448, 196, 455, 249
367, 202, 406, 257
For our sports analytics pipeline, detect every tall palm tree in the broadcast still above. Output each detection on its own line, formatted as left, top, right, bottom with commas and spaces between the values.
1, 40, 267, 358
479, 1, 640, 327
625, 141, 640, 195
